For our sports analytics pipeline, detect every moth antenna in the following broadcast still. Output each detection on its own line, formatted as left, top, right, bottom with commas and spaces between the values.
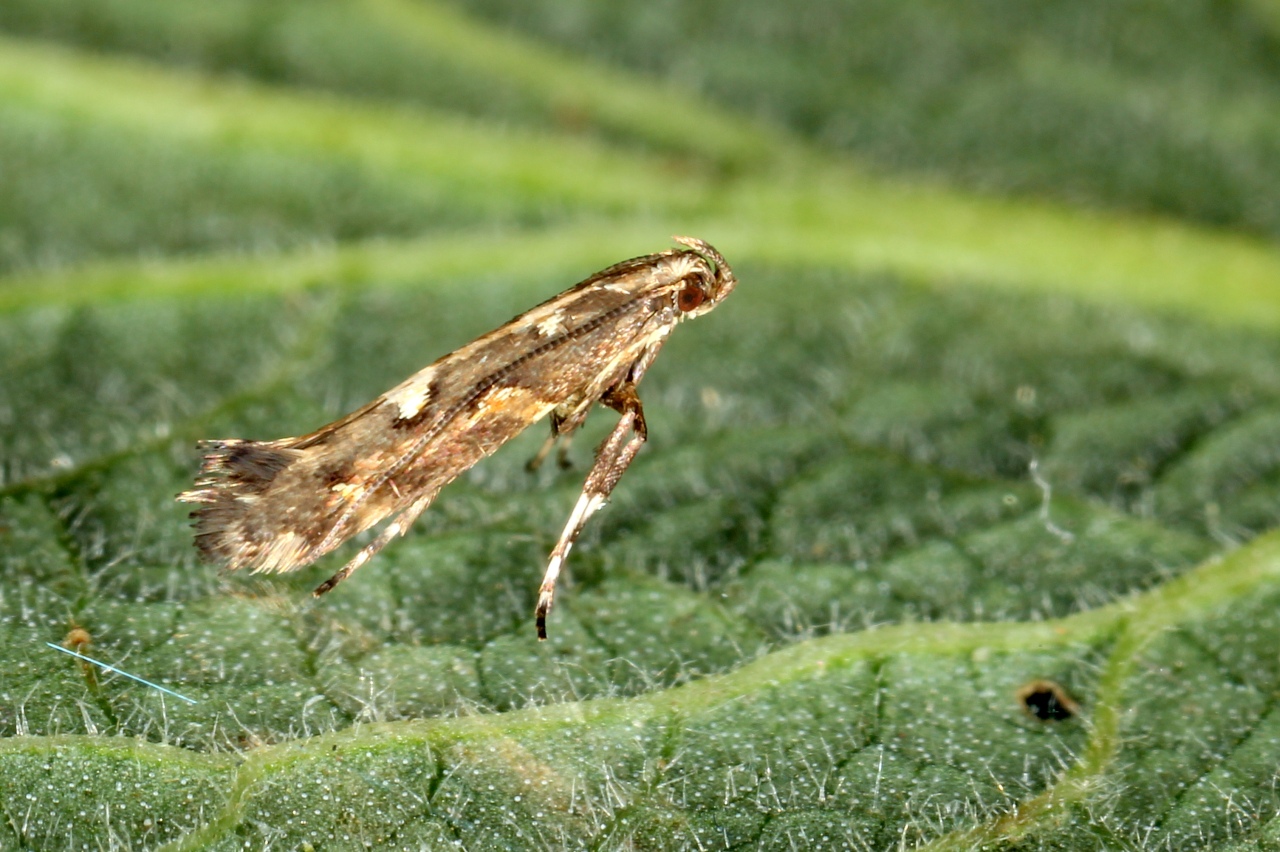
670, 235, 721, 269
672, 236, 736, 297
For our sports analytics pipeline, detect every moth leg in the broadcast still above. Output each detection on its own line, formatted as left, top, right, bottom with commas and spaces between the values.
555, 434, 577, 470
526, 429, 578, 472
526, 407, 590, 473
526, 430, 559, 473
313, 493, 433, 597
535, 383, 647, 640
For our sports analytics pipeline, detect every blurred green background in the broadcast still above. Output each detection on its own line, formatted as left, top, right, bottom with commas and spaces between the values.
4, 1, 1280, 849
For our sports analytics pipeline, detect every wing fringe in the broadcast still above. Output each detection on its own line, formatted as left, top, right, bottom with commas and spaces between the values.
178, 438, 309, 572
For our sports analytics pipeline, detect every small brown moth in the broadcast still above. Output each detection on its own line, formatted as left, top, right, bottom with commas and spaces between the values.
179, 237, 736, 639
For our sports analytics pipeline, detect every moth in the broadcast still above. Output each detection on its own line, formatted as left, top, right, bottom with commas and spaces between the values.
179, 237, 736, 639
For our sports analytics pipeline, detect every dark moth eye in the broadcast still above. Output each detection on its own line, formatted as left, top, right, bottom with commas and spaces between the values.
677, 282, 706, 312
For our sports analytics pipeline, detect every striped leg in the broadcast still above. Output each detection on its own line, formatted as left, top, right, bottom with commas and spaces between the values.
527, 407, 591, 473
535, 385, 646, 639
313, 493, 434, 596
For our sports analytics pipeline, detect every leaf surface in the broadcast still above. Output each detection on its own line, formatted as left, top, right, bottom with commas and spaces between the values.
4, 2, 1280, 850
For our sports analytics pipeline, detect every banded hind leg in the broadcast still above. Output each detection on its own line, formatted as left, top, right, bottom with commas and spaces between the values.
535, 383, 647, 639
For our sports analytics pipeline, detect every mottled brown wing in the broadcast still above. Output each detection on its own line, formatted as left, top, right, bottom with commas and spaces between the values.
179, 244, 714, 576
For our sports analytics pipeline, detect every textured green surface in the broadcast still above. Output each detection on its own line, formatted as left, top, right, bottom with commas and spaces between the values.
4, 2, 1280, 850
459, 0, 1280, 239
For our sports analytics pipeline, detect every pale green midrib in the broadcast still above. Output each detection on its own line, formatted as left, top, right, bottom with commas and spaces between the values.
6, 529, 1271, 849
4, 38, 1280, 327
0, 225, 657, 313
0, 36, 712, 217
5, 212, 1280, 335
0, 732, 237, 767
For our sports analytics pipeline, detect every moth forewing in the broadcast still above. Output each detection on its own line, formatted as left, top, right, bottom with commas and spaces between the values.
179, 237, 736, 638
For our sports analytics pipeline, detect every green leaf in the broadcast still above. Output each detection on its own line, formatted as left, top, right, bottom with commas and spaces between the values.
5, 2, 1280, 849
6, 260, 1280, 848
457, 0, 1280, 240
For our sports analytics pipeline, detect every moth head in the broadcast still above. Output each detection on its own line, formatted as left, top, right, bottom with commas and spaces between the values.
671, 236, 737, 317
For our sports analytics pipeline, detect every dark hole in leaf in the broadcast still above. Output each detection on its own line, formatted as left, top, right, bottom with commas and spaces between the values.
1017, 679, 1079, 721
